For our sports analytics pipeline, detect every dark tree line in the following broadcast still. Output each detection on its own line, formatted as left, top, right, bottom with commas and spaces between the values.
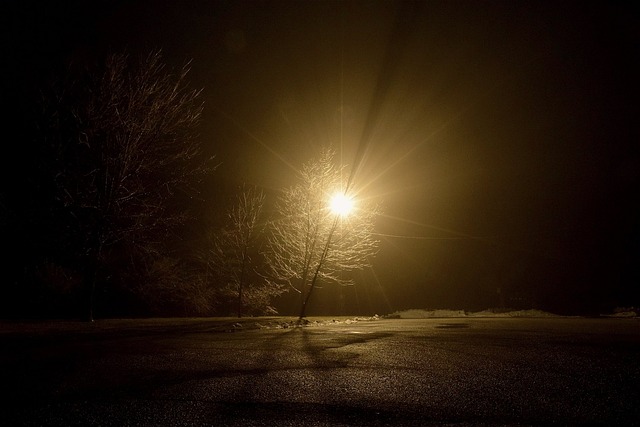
0, 51, 380, 320
2, 51, 216, 319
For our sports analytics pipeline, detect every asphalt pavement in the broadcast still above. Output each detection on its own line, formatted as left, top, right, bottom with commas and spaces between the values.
1, 317, 638, 426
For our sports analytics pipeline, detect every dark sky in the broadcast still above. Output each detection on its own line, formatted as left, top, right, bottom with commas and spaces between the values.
3, 0, 638, 315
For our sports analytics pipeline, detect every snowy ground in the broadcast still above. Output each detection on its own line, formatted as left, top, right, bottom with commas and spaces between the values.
2, 307, 635, 335
384, 308, 561, 319
257, 307, 638, 329
385, 307, 638, 319
255, 309, 567, 329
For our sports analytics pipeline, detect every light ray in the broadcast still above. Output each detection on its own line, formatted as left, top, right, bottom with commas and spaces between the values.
373, 232, 470, 240
379, 213, 483, 240
365, 264, 394, 315
212, 106, 300, 176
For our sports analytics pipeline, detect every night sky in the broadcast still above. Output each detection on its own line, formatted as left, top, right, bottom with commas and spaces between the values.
2, 0, 638, 315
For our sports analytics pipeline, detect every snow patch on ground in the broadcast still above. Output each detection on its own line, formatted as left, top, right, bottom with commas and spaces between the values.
255, 309, 563, 329
386, 308, 639, 318
384, 308, 561, 319
255, 315, 382, 329
602, 307, 638, 318
248, 306, 640, 329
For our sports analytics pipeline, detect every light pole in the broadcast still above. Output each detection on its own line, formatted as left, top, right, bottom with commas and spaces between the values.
298, 191, 354, 320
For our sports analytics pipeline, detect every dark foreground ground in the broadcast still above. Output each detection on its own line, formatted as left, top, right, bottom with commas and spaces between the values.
1, 316, 638, 426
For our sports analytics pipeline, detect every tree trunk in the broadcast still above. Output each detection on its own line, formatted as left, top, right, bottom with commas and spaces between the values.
85, 234, 102, 322
298, 253, 325, 320
85, 256, 97, 322
298, 217, 338, 320
298, 285, 312, 320
238, 251, 249, 318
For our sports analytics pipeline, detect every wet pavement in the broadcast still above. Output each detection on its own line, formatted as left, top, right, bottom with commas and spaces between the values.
1, 317, 639, 426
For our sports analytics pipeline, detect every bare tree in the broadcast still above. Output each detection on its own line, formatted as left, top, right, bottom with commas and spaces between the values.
265, 147, 380, 319
41, 50, 215, 320
209, 185, 284, 317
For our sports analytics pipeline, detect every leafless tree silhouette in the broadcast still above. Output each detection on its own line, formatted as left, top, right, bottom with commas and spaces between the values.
265, 147, 380, 319
42, 50, 215, 320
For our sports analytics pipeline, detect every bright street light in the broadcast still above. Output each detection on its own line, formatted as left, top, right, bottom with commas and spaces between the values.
329, 192, 354, 217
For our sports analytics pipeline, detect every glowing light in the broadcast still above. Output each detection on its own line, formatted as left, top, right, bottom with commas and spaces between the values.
329, 192, 354, 216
